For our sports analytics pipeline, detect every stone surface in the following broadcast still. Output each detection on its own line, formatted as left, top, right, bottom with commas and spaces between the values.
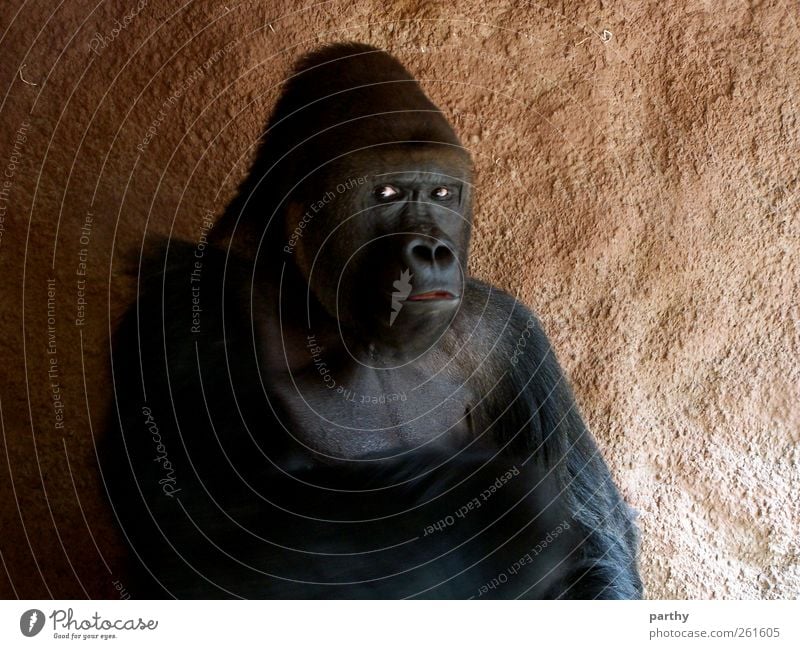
0, 0, 797, 598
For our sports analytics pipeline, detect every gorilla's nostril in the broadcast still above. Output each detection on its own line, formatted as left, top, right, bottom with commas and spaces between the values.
411, 244, 433, 263
434, 245, 453, 264
404, 237, 457, 271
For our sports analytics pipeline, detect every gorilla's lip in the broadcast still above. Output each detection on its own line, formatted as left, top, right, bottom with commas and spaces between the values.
406, 290, 459, 301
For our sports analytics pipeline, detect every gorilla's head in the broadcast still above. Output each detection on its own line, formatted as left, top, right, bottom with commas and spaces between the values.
286, 145, 472, 354
248, 42, 473, 356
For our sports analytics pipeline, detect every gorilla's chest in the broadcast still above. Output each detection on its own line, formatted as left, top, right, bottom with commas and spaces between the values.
270, 361, 475, 459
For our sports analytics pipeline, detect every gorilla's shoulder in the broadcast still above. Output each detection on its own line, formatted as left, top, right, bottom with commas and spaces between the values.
458, 277, 541, 336
444, 277, 550, 368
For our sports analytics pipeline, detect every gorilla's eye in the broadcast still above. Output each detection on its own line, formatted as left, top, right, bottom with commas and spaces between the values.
374, 185, 401, 201
432, 186, 451, 200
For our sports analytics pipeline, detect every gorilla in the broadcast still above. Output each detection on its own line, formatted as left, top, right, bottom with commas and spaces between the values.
103, 42, 642, 599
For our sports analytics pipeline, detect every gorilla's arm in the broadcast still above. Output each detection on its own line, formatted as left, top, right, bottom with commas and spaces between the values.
452, 279, 642, 599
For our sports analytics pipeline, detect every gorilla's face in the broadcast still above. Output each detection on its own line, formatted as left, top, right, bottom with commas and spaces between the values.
287, 145, 472, 356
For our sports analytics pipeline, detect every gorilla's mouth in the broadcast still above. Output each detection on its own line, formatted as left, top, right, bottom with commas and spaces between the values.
406, 290, 458, 301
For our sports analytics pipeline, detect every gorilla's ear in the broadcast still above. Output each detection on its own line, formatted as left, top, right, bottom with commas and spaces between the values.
282, 200, 303, 247
457, 177, 473, 225
284, 200, 304, 229
459, 181, 470, 211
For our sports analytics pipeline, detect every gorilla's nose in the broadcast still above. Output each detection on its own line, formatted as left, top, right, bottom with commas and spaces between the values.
401, 236, 458, 279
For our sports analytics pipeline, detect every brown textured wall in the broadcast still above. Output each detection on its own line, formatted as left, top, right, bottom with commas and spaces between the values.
0, 0, 797, 599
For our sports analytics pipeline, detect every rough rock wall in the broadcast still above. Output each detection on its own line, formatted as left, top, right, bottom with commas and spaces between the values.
0, 0, 797, 598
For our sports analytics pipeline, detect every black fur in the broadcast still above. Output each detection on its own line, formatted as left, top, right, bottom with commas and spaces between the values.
103, 43, 641, 599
